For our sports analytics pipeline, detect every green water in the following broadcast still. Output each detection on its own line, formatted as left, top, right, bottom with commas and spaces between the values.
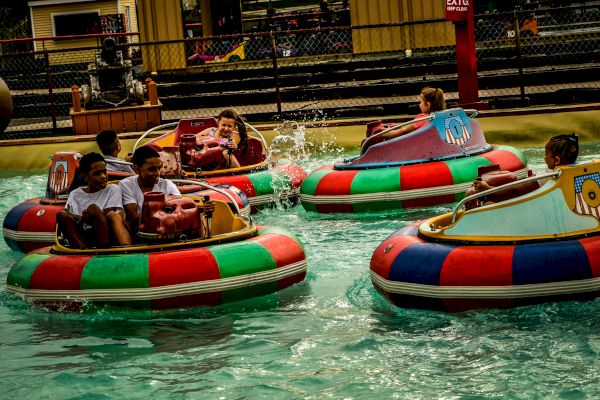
2, 145, 600, 399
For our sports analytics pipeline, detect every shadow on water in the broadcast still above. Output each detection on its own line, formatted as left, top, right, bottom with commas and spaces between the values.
364, 288, 600, 337
28, 313, 235, 353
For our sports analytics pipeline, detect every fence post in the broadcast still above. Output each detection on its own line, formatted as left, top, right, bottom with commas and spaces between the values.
513, 11, 526, 106
71, 85, 81, 112
44, 50, 57, 132
269, 31, 282, 114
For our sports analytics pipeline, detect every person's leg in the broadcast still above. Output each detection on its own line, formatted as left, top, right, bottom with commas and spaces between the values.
56, 210, 88, 249
82, 204, 110, 247
106, 210, 133, 245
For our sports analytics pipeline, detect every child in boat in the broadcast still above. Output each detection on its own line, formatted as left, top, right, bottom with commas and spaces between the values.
472, 132, 579, 193
543, 132, 579, 170
56, 152, 132, 249
120, 146, 182, 232
196, 109, 248, 169
96, 129, 135, 174
383, 87, 447, 140
119, 146, 215, 237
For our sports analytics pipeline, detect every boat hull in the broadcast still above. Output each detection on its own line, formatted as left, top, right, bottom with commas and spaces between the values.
370, 225, 600, 312
3, 199, 59, 253
6, 226, 307, 310
205, 160, 307, 210
300, 145, 528, 213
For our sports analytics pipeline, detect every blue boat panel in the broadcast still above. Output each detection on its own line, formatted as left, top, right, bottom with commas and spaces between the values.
3, 202, 37, 230
389, 242, 456, 285
513, 241, 591, 285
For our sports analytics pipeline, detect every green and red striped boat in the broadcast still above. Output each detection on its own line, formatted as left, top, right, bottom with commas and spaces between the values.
141, 118, 307, 211
300, 108, 529, 213
6, 223, 307, 311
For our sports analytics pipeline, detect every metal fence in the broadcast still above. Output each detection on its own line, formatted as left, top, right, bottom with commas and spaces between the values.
0, 4, 598, 138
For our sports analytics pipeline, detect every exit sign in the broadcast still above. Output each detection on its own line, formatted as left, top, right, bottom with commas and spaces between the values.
446, 0, 469, 22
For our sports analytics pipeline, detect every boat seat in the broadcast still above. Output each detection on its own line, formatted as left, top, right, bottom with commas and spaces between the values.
170, 118, 219, 146
234, 136, 266, 166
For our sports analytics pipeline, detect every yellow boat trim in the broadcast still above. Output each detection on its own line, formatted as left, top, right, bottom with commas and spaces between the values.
184, 161, 267, 178
53, 224, 258, 255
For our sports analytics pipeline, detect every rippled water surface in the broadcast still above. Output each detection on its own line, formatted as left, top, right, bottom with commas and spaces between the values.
2, 143, 600, 399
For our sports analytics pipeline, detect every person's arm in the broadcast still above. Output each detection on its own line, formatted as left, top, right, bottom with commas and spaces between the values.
119, 178, 141, 228
196, 127, 212, 139
102, 184, 125, 212
473, 179, 493, 192
123, 203, 139, 229
224, 135, 238, 151
198, 200, 216, 238
383, 123, 417, 139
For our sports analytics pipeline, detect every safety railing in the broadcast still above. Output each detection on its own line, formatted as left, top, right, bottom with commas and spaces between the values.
0, 4, 598, 137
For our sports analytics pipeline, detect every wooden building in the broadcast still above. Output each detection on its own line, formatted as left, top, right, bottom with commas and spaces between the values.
28, 0, 139, 62
348, 0, 453, 53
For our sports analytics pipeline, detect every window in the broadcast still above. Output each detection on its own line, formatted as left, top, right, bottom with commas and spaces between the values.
53, 12, 100, 36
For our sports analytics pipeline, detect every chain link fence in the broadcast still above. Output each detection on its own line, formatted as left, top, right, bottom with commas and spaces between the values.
475, 5, 600, 105
0, 4, 598, 138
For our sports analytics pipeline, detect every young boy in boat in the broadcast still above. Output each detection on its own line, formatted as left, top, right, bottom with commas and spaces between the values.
195, 109, 248, 170
56, 152, 133, 249
120, 146, 215, 238
382, 87, 447, 139
96, 129, 135, 174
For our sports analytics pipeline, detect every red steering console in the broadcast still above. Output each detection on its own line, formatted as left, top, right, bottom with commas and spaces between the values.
179, 133, 224, 169
138, 192, 201, 240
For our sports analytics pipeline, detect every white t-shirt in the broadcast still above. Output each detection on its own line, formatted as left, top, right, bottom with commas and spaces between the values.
119, 175, 181, 213
104, 155, 135, 174
65, 184, 123, 216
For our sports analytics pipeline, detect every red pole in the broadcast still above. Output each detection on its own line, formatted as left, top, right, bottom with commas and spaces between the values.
446, 1, 482, 107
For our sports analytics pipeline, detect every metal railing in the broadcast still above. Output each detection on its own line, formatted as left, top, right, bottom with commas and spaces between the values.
0, 4, 598, 137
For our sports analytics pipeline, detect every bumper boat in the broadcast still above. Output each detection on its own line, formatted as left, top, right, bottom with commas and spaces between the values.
370, 160, 600, 312
138, 117, 307, 210
6, 189, 307, 310
300, 108, 529, 213
2, 152, 250, 253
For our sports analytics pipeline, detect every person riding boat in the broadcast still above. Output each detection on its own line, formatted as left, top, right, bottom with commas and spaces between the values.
469, 133, 579, 207
120, 146, 215, 238
56, 152, 132, 249
195, 109, 248, 170
96, 129, 135, 174
382, 87, 447, 140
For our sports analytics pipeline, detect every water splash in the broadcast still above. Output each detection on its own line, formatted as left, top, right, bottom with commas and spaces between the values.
268, 168, 296, 210
269, 120, 308, 162
265, 121, 310, 210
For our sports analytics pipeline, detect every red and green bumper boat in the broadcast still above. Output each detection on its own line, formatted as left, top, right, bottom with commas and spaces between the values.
3, 152, 250, 253
139, 117, 307, 211
300, 108, 529, 213
6, 194, 307, 311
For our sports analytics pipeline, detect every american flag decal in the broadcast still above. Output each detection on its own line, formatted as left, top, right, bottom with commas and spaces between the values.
49, 160, 69, 194
444, 116, 471, 147
574, 173, 600, 218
